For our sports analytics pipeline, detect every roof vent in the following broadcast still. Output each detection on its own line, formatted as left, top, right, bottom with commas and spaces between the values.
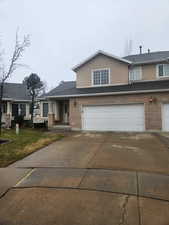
139, 45, 142, 54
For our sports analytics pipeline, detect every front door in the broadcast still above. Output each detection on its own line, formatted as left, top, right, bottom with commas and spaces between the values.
12, 104, 18, 117
63, 102, 69, 124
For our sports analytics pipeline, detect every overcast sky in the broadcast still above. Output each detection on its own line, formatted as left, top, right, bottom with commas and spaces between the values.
0, 0, 169, 89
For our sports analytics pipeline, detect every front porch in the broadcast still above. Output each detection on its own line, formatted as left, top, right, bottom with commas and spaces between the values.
46, 99, 70, 129
1, 101, 31, 128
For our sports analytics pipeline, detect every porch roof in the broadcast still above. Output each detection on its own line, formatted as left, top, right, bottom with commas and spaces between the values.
2, 83, 31, 101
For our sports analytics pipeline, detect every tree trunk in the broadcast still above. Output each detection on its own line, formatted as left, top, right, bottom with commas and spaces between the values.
30, 90, 35, 127
0, 83, 4, 134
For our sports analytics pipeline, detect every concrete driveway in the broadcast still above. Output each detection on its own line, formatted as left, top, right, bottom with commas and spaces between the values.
1, 132, 169, 225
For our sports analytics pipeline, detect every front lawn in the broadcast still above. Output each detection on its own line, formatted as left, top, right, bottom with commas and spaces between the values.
0, 129, 63, 167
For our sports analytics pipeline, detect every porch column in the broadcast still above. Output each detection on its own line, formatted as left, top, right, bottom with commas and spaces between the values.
48, 100, 55, 128
54, 101, 60, 121
26, 103, 30, 119
7, 102, 11, 115
6, 101, 11, 128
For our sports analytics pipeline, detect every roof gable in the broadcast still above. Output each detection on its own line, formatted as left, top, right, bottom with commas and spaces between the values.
72, 50, 132, 72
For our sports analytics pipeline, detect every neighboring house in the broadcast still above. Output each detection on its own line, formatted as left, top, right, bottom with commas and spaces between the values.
40, 50, 169, 131
2, 83, 31, 127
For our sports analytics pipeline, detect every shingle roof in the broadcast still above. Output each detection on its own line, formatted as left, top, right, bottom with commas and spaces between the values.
72, 50, 131, 71
3, 83, 31, 101
42, 80, 169, 98
123, 51, 169, 65
43, 81, 75, 97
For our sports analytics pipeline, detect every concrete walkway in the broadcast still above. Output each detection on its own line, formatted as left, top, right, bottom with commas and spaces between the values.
1, 132, 169, 225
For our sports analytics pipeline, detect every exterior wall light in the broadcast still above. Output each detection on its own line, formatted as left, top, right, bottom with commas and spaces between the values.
149, 96, 157, 103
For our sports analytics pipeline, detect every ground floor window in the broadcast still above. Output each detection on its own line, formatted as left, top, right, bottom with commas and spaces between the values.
1, 103, 7, 113
12, 103, 26, 117
43, 103, 48, 117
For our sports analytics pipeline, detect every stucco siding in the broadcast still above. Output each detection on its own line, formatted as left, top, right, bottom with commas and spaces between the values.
142, 64, 156, 80
76, 55, 129, 88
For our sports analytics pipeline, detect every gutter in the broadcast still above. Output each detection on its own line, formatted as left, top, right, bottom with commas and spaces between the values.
132, 58, 169, 66
43, 88, 169, 99
2, 98, 31, 102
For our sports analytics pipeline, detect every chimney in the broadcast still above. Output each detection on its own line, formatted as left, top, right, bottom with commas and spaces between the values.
148, 49, 150, 54
139, 45, 142, 54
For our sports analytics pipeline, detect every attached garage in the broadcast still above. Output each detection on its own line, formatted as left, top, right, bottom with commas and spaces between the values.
162, 104, 169, 131
82, 104, 145, 131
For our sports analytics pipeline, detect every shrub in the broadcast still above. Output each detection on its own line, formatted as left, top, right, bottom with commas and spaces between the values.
13, 115, 24, 127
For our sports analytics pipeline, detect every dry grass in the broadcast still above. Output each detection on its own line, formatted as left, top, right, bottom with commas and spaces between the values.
0, 129, 64, 167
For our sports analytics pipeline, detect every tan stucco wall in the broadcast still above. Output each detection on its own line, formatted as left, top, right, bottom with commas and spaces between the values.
75, 53, 169, 88
142, 64, 156, 80
76, 55, 129, 88
69, 92, 169, 131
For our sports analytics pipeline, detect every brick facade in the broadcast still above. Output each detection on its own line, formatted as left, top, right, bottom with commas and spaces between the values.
69, 92, 169, 131
48, 113, 55, 128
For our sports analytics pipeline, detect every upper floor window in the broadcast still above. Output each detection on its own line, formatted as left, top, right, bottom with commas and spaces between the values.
157, 64, 169, 77
92, 69, 110, 86
129, 66, 142, 81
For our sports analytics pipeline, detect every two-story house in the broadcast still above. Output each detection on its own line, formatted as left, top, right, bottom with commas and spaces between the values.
40, 50, 169, 131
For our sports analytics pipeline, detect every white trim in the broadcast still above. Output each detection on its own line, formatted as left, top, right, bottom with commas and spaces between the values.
91, 68, 110, 86
2, 98, 31, 102
46, 88, 169, 99
77, 82, 129, 88
72, 50, 132, 71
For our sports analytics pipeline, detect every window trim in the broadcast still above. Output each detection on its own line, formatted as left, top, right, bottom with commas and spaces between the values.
91, 68, 110, 86
156, 64, 169, 78
129, 66, 142, 82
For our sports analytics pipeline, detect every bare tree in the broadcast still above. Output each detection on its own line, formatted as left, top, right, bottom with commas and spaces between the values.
0, 31, 30, 132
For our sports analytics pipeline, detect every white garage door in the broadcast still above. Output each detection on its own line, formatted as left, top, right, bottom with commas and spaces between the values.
82, 104, 145, 131
162, 104, 169, 131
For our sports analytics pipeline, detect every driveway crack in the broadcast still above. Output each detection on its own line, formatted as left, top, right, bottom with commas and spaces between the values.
86, 142, 104, 167
78, 169, 89, 187
118, 195, 130, 225
136, 172, 142, 225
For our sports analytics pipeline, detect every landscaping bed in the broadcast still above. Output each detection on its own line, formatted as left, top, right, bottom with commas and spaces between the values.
0, 129, 64, 167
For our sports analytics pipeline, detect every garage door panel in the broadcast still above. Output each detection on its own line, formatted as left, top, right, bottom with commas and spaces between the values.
162, 104, 169, 131
82, 104, 144, 131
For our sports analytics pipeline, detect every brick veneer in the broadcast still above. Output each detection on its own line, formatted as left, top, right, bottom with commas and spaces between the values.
69, 92, 169, 131
48, 113, 55, 128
